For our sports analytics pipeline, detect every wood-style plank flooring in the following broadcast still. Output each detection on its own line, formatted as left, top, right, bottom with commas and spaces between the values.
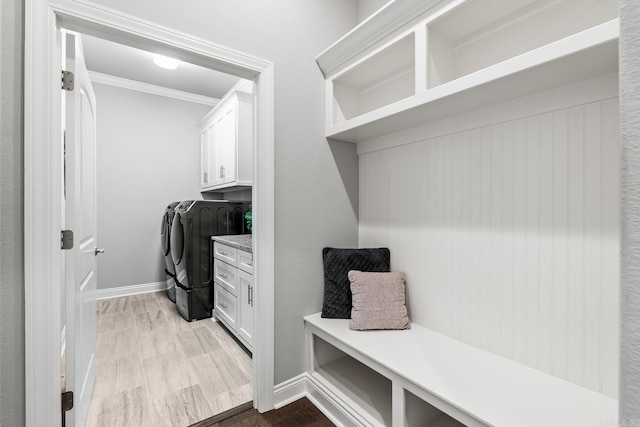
189, 397, 334, 427
85, 291, 252, 427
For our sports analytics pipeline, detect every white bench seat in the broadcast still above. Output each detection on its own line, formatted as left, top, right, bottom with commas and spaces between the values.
304, 312, 617, 427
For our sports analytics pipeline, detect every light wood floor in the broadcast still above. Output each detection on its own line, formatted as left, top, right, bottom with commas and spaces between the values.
85, 291, 252, 427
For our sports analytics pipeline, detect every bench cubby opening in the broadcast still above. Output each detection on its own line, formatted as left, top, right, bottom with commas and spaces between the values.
313, 335, 393, 426
404, 389, 465, 427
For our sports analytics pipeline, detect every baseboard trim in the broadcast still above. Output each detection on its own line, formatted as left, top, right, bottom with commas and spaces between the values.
273, 373, 308, 409
95, 281, 168, 300
305, 373, 363, 427
191, 401, 254, 427
273, 373, 362, 427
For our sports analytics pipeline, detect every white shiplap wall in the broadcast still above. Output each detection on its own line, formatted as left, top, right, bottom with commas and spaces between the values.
359, 78, 620, 398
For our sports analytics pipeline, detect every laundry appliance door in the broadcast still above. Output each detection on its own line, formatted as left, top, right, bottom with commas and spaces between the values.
161, 208, 177, 302
161, 212, 171, 260
170, 210, 186, 286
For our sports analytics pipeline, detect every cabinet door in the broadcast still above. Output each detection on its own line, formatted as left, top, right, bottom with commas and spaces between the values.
212, 104, 237, 186
238, 270, 253, 349
200, 127, 212, 188
210, 114, 223, 186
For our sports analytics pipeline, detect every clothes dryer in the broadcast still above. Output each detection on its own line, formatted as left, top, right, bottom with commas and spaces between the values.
170, 200, 250, 321
161, 202, 180, 302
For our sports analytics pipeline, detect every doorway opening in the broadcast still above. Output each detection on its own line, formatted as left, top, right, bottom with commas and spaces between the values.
24, 2, 275, 426
64, 32, 257, 426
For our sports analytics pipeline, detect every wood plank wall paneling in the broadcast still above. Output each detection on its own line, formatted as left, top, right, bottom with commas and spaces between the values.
358, 97, 620, 398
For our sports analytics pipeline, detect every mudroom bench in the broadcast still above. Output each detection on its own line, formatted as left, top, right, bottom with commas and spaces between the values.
304, 313, 617, 427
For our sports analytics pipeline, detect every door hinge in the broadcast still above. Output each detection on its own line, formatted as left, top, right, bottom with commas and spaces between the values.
61, 391, 73, 412
61, 230, 74, 250
61, 70, 74, 91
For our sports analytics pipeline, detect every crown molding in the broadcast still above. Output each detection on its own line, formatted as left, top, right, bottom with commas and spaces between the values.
315, 0, 447, 78
88, 70, 220, 106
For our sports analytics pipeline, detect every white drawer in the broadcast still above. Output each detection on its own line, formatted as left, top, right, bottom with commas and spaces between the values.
214, 258, 238, 296
213, 242, 238, 266
214, 284, 237, 332
238, 249, 253, 275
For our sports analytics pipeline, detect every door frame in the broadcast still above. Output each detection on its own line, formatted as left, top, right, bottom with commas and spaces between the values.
24, 1, 275, 425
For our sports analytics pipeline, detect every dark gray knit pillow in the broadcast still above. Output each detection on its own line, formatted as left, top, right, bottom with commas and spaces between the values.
321, 247, 391, 319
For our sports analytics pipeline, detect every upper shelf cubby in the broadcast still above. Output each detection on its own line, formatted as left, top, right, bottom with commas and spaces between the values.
333, 33, 415, 124
427, 0, 618, 88
317, 0, 619, 143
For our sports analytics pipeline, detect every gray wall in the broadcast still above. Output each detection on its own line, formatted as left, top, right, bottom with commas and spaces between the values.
358, 0, 390, 22
620, 0, 640, 421
93, 83, 211, 290
0, 0, 25, 425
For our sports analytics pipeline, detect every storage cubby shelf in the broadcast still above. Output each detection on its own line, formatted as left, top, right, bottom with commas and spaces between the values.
325, 19, 618, 143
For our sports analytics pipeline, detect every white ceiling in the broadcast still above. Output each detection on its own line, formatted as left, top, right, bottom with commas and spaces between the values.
81, 34, 241, 99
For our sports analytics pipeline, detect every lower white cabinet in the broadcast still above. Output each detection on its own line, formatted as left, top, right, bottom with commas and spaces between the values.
213, 241, 254, 352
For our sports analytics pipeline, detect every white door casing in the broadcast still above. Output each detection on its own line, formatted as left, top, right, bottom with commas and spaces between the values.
24, 1, 275, 426
63, 31, 98, 427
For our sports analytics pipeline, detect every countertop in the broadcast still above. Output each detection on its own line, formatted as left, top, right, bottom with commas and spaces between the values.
212, 234, 252, 253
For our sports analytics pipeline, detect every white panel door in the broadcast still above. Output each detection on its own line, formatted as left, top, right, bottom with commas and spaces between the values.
64, 31, 99, 427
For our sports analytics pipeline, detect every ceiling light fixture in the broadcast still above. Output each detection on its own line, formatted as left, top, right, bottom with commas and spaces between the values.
153, 54, 180, 70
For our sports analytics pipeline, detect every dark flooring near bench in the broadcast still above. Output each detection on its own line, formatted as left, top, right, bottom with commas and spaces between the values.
189, 397, 334, 427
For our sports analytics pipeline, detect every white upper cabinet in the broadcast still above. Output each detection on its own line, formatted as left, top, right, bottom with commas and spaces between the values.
200, 88, 253, 191
317, 0, 619, 143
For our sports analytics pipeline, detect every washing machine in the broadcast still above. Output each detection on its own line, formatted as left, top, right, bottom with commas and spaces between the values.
161, 202, 180, 302
170, 200, 250, 321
